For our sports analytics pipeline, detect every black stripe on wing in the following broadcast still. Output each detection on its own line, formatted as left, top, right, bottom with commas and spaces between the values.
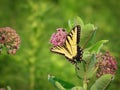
50, 45, 76, 63
65, 57, 76, 64
50, 45, 72, 59
63, 44, 72, 55
76, 46, 83, 62
72, 25, 81, 44
50, 46, 64, 55
65, 37, 72, 48
67, 34, 72, 39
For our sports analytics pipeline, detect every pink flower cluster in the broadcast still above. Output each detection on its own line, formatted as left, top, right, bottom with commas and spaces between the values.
96, 52, 117, 78
0, 27, 21, 54
50, 28, 67, 47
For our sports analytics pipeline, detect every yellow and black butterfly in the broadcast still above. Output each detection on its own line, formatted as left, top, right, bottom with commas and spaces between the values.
50, 25, 83, 64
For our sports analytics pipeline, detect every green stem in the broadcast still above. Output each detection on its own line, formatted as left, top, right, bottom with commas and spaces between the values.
83, 77, 87, 90
83, 64, 88, 90
29, 57, 35, 90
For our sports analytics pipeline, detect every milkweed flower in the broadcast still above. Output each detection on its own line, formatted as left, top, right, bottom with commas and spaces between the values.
0, 27, 21, 54
96, 51, 117, 78
50, 28, 67, 47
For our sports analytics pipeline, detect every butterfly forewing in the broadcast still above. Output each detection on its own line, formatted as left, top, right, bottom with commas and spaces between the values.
66, 27, 78, 58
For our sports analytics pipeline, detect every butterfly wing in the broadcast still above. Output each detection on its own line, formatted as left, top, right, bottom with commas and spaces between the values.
66, 25, 80, 57
51, 25, 81, 62
51, 45, 73, 60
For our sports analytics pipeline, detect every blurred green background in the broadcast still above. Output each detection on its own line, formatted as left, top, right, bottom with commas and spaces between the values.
0, 0, 119, 90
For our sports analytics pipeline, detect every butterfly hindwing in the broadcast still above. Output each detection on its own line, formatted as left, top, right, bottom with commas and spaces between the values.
51, 25, 82, 63
51, 45, 73, 60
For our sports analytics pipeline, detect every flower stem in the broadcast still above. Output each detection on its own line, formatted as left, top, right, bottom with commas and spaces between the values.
83, 68, 88, 90
83, 77, 87, 90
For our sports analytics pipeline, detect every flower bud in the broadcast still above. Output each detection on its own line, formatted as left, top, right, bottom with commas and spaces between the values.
50, 28, 67, 47
0, 27, 21, 54
96, 52, 117, 78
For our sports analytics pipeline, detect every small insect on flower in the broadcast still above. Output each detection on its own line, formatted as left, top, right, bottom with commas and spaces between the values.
96, 51, 117, 78
0, 27, 21, 54
50, 25, 83, 64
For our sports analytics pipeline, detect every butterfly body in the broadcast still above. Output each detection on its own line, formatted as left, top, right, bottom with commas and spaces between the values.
51, 25, 83, 64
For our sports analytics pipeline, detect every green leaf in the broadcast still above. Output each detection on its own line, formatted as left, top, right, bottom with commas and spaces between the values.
68, 19, 75, 30
86, 54, 98, 79
76, 16, 84, 28
48, 74, 75, 90
87, 40, 109, 54
76, 54, 98, 80
82, 29, 97, 49
83, 23, 96, 31
80, 23, 96, 48
68, 16, 84, 30
6, 86, 11, 90
90, 74, 112, 90
71, 86, 84, 90
75, 62, 86, 79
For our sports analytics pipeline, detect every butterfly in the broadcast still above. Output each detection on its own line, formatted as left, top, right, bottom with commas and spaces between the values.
50, 25, 83, 64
